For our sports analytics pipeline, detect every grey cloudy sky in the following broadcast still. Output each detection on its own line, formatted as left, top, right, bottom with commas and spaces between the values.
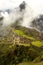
0, 0, 43, 15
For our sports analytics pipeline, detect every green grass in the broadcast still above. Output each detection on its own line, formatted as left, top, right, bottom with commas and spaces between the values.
32, 41, 43, 47
15, 30, 35, 40
14, 29, 43, 47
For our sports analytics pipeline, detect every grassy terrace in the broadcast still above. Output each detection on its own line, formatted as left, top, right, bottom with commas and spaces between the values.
32, 41, 43, 47
15, 30, 35, 40
15, 43, 30, 47
14, 29, 43, 47
0, 27, 43, 65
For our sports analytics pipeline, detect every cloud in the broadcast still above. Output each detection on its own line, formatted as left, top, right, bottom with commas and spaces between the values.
0, 0, 43, 14
0, 2, 33, 29
0, 0, 43, 36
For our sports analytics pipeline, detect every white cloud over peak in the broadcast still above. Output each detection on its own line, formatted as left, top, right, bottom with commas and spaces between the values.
0, 0, 43, 15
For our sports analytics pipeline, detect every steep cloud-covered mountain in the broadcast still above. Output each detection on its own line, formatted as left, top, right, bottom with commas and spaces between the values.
0, 1, 33, 36
0, 1, 33, 27
0, 2, 43, 65
0, 1, 43, 36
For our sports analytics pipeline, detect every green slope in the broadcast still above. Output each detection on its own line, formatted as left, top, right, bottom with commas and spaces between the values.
13, 26, 43, 47
0, 26, 43, 65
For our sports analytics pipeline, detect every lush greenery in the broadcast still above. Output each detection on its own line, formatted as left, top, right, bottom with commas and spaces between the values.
0, 26, 43, 65
0, 44, 43, 65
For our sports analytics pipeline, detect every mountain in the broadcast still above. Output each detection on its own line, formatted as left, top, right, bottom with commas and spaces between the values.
0, 1, 33, 37
0, 25, 43, 65
32, 14, 43, 32
0, 1, 43, 65
0, 1, 33, 28
0, 1, 43, 33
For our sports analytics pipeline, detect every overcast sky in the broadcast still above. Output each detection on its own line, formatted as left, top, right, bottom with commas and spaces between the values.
0, 0, 43, 15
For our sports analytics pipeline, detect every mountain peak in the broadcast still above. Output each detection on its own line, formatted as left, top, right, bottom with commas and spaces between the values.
19, 1, 26, 11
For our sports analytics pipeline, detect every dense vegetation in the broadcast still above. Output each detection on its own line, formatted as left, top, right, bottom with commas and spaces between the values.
0, 26, 43, 65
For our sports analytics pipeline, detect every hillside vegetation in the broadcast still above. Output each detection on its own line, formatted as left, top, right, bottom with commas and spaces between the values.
0, 26, 43, 65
